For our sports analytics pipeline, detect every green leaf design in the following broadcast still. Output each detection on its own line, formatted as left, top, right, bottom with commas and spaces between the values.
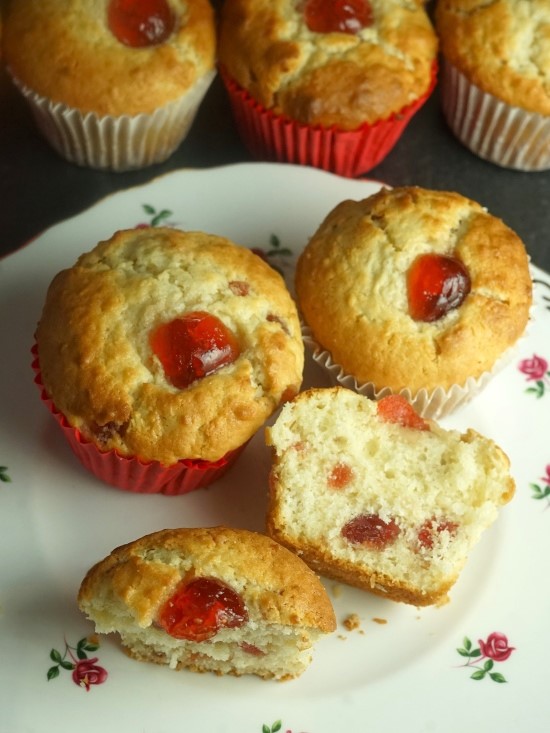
268, 247, 293, 257
483, 659, 494, 672
526, 381, 545, 398
47, 666, 60, 681
60, 660, 75, 670
50, 649, 63, 663
272, 722, 282, 733
151, 209, 172, 226
142, 204, 156, 215
262, 726, 270, 733
0, 466, 11, 482
470, 670, 486, 681
269, 234, 281, 248
76, 647, 88, 660
489, 672, 507, 683
463, 637, 472, 651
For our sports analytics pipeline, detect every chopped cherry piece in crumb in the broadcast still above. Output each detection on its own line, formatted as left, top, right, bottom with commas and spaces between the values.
377, 394, 429, 431
157, 577, 248, 642
341, 513, 400, 549
150, 311, 240, 389
229, 280, 250, 296
239, 642, 266, 656
328, 462, 354, 489
108, 0, 175, 47
417, 518, 459, 549
304, 0, 373, 34
407, 252, 471, 322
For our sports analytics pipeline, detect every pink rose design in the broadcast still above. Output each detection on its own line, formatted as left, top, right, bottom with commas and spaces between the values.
518, 354, 548, 381
478, 632, 515, 662
541, 465, 550, 486
72, 657, 108, 691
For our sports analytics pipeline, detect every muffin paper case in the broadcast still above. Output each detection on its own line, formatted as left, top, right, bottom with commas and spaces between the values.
220, 64, 438, 178
11, 70, 216, 172
31, 345, 245, 495
301, 312, 532, 420
439, 59, 550, 172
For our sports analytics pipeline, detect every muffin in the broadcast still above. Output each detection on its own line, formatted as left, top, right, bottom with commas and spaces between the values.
217, 0, 438, 177
295, 186, 533, 418
34, 226, 304, 494
266, 388, 515, 606
1, 0, 216, 170
78, 526, 336, 680
435, 0, 550, 170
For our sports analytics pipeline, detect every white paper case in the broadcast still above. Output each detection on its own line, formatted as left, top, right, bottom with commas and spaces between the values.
439, 59, 550, 171
302, 315, 530, 420
10, 70, 216, 171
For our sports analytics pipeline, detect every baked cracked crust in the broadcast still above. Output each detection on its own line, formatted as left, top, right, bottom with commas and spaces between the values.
435, 0, 550, 116
218, 0, 437, 128
78, 526, 336, 680
36, 227, 304, 464
2, 0, 216, 116
295, 186, 532, 393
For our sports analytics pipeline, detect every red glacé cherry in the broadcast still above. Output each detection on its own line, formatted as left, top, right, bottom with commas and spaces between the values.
407, 253, 471, 322
377, 394, 429, 431
150, 311, 240, 389
327, 462, 354, 489
417, 518, 459, 549
108, 0, 175, 47
304, 0, 373, 34
157, 577, 249, 642
341, 513, 400, 549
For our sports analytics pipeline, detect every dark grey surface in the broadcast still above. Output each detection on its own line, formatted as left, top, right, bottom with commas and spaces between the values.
1, 66, 549, 273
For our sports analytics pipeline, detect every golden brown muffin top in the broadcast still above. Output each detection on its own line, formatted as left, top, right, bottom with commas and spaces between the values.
2, 0, 216, 116
295, 187, 532, 393
218, 0, 438, 128
435, 0, 550, 115
36, 227, 304, 464
78, 526, 336, 632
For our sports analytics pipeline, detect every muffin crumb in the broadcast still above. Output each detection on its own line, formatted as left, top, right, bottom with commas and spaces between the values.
343, 613, 361, 631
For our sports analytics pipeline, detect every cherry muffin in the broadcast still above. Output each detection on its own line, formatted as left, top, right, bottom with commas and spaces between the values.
266, 387, 515, 606
435, 0, 550, 171
78, 526, 336, 679
34, 227, 304, 494
2, 0, 216, 170
295, 186, 532, 417
217, 0, 438, 177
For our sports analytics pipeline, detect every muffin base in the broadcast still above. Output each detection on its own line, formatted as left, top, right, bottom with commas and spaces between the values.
301, 322, 526, 420
220, 64, 437, 178
10, 70, 216, 172
440, 59, 550, 171
31, 346, 244, 494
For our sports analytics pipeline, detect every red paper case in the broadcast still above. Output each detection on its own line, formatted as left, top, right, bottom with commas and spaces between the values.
220, 63, 438, 178
31, 346, 245, 495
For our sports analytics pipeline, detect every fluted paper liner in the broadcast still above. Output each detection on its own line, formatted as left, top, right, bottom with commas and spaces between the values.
11, 70, 216, 171
301, 313, 531, 420
31, 345, 245, 494
220, 64, 437, 178
440, 59, 550, 171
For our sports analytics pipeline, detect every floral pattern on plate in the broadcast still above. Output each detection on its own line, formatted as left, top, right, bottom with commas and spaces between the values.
456, 633, 515, 683
47, 636, 108, 691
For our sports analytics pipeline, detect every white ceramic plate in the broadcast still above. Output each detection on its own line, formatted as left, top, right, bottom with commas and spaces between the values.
1, 163, 549, 733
